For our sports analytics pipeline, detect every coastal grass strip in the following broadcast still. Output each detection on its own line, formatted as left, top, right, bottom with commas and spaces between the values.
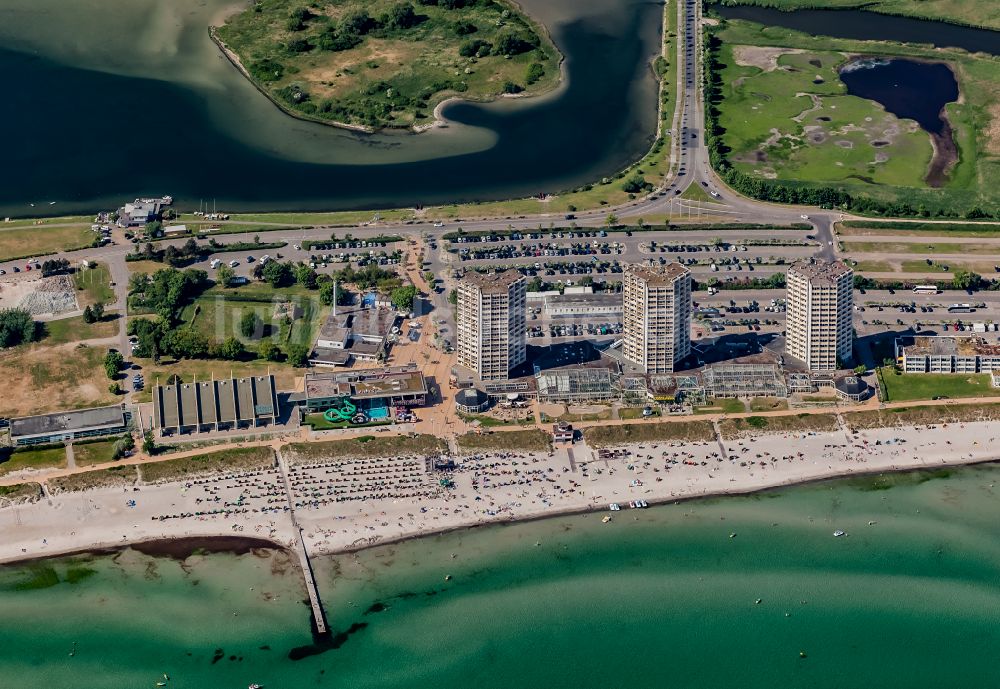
583, 420, 716, 447
283, 434, 446, 465
717, 413, 839, 440
457, 429, 552, 454
844, 403, 1000, 431
138, 447, 275, 484
0, 446, 67, 478
0, 482, 43, 503
48, 466, 139, 494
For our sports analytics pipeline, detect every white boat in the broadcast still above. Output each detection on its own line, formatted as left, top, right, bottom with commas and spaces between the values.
833, 530, 846, 537
602, 515, 612, 523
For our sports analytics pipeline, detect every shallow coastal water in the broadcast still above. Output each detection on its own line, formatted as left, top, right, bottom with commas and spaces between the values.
0, 0, 662, 216
4, 464, 1000, 688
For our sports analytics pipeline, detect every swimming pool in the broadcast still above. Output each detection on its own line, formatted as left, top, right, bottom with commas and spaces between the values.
367, 406, 390, 420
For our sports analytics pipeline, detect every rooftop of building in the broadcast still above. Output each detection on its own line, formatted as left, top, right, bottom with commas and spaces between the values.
309, 347, 352, 366
902, 335, 1000, 357
455, 388, 489, 407
788, 260, 853, 285
835, 375, 868, 396
625, 262, 689, 286
317, 305, 396, 343
10, 405, 125, 439
543, 293, 623, 307
305, 369, 427, 400
461, 269, 525, 293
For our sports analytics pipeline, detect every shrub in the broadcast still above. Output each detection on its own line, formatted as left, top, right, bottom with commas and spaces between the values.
525, 63, 544, 85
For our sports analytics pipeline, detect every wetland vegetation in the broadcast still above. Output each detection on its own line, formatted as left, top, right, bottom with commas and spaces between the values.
704, 10, 1000, 218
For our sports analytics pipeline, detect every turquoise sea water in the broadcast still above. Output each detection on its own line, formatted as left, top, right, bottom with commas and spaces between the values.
3, 465, 1000, 688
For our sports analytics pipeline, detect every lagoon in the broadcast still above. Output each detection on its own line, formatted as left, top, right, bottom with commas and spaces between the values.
0, 0, 662, 217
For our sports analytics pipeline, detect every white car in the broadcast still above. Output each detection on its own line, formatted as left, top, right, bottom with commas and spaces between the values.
433, 221, 444, 227
800, 214, 810, 220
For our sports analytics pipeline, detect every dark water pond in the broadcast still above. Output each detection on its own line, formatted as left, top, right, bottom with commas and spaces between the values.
839, 58, 958, 136
714, 4, 1000, 56
839, 57, 959, 186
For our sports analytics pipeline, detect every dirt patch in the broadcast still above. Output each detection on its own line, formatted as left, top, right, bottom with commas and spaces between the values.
985, 102, 1000, 156
732, 45, 803, 72
792, 93, 822, 123
925, 121, 959, 188
538, 402, 565, 418
835, 140, 854, 149
0, 343, 115, 416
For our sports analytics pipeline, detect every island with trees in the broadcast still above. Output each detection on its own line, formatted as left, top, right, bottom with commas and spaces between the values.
214, 0, 562, 131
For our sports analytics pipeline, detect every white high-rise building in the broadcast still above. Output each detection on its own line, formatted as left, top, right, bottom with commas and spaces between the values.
785, 260, 854, 371
456, 269, 527, 381
622, 263, 692, 374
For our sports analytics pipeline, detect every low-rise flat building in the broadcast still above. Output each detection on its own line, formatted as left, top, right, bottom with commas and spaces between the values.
552, 422, 574, 443
539, 293, 623, 319
153, 374, 278, 436
10, 405, 130, 446
302, 368, 428, 412
897, 335, 1000, 373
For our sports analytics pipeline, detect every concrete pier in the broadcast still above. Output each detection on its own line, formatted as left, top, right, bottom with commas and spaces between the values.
291, 525, 327, 635
275, 448, 328, 635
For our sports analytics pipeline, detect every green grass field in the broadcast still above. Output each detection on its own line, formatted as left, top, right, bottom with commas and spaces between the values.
838, 222, 1000, 238
878, 368, 993, 402
0, 223, 95, 262
303, 413, 392, 430
844, 241, 1000, 256
749, 396, 789, 412
41, 314, 119, 345
180, 284, 326, 349
72, 439, 121, 467
216, 0, 560, 130
852, 260, 895, 272
694, 397, 746, 414
74, 262, 115, 307
0, 446, 66, 478
714, 0, 1000, 31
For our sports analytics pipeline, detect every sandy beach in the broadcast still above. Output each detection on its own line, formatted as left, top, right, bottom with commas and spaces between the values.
1, 418, 997, 567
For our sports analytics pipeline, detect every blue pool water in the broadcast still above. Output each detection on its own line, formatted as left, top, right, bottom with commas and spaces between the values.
368, 406, 390, 420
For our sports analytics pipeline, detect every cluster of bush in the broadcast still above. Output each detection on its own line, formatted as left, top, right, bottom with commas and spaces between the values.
126, 237, 285, 268
0, 308, 37, 349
